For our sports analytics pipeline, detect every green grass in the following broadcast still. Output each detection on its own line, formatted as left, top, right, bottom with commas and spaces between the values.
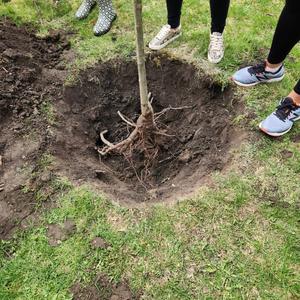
0, 0, 300, 299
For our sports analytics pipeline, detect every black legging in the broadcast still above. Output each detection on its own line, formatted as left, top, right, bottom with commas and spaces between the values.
267, 0, 300, 94
167, 0, 230, 33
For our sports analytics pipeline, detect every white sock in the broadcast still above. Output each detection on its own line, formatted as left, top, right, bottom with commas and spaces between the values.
265, 64, 282, 73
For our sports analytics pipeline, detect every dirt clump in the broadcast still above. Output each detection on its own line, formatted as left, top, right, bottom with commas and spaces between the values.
47, 220, 76, 246
71, 274, 138, 300
91, 237, 111, 249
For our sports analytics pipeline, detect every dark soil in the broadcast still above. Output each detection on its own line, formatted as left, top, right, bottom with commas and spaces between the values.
57, 55, 243, 203
71, 274, 138, 300
0, 19, 244, 238
0, 19, 69, 239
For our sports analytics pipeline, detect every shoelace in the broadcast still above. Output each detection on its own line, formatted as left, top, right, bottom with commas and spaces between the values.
274, 98, 298, 121
210, 34, 223, 51
155, 25, 172, 41
248, 62, 266, 75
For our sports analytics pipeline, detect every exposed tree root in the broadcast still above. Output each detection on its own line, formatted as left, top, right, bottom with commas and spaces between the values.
97, 103, 193, 186
97, 103, 193, 158
98, 112, 157, 158
0, 155, 3, 192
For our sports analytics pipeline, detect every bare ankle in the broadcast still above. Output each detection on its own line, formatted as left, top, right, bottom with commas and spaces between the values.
266, 60, 282, 69
288, 90, 300, 106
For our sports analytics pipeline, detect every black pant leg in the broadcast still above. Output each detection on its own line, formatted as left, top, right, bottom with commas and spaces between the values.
167, 0, 183, 29
294, 80, 300, 95
268, 0, 300, 64
210, 0, 230, 33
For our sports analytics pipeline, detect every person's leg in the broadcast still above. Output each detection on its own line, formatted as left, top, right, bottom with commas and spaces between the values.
148, 0, 183, 50
167, 0, 183, 29
93, 0, 116, 36
75, 0, 96, 19
208, 0, 230, 63
288, 80, 300, 105
267, 0, 300, 66
210, 0, 230, 34
233, 0, 300, 86
259, 87, 300, 136
293, 80, 300, 97
259, 0, 300, 136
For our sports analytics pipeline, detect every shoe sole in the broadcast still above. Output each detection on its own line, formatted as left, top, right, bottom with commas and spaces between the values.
94, 14, 117, 36
259, 122, 292, 137
232, 74, 285, 87
148, 32, 182, 51
259, 115, 300, 137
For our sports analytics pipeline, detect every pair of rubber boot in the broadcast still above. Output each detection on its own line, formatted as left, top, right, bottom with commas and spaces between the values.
75, 0, 116, 36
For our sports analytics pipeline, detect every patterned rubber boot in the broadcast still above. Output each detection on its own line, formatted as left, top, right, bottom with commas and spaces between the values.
75, 0, 96, 19
93, 0, 117, 36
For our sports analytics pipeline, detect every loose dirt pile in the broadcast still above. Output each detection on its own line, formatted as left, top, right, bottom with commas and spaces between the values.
0, 19, 69, 238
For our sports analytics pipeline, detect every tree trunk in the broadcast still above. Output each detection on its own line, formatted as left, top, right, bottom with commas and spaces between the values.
133, 0, 153, 118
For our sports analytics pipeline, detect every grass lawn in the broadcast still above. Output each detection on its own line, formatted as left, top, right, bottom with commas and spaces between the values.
0, 0, 299, 299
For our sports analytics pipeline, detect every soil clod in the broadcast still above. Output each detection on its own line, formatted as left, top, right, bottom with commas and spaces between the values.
91, 237, 110, 249
47, 220, 76, 246
71, 274, 138, 300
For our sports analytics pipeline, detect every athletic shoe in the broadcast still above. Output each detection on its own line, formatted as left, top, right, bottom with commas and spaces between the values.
208, 32, 224, 64
75, 0, 96, 19
93, 0, 117, 36
259, 97, 300, 136
148, 24, 182, 51
232, 62, 285, 87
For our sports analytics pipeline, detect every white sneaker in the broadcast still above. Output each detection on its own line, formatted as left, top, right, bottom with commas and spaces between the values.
149, 24, 182, 51
208, 32, 224, 64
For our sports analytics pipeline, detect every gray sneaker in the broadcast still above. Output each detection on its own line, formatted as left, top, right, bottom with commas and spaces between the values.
93, 0, 117, 36
148, 24, 182, 51
75, 0, 96, 20
232, 62, 285, 87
